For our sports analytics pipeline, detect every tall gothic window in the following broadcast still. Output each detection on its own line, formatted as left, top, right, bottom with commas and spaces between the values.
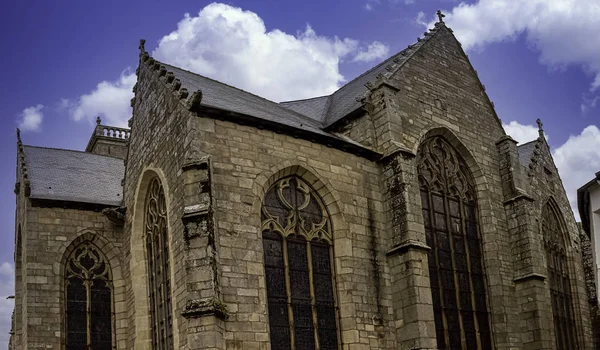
542, 202, 577, 349
145, 177, 174, 350
65, 242, 112, 350
417, 136, 492, 350
261, 176, 339, 350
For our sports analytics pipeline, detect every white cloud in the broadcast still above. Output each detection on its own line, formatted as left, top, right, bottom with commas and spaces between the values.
426, 0, 600, 111
152, 3, 388, 102
553, 126, 600, 220
503, 120, 548, 144
17, 105, 43, 132
365, 0, 380, 10
62, 71, 135, 127
353, 41, 390, 62
416, 11, 428, 27
0, 262, 14, 349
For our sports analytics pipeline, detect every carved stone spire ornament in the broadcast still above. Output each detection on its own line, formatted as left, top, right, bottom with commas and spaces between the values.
437, 9, 445, 23
536, 118, 544, 138
96, 116, 102, 125
138, 39, 146, 54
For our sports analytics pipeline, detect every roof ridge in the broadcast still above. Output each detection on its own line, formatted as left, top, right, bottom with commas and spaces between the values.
279, 95, 331, 104
374, 23, 445, 83
23, 144, 123, 160
157, 61, 324, 127
517, 139, 537, 148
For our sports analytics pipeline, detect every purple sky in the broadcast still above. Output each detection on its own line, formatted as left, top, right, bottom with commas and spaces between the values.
1, 0, 599, 345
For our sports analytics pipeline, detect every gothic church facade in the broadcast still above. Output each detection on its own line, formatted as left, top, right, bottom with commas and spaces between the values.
10, 16, 596, 349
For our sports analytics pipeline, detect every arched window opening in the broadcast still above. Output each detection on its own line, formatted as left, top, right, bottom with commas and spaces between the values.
65, 242, 113, 350
542, 202, 577, 349
261, 176, 339, 350
417, 136, 492, 350
145, 177, 174, 350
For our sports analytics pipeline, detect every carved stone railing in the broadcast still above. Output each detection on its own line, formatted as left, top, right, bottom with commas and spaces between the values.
85, 116, 131, 153
98, 126, 130, 140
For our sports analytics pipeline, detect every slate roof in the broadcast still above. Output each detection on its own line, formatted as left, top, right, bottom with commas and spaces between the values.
161, 63, 332, 138
152, 25, 440, 133
280, 32, 432, 127
23, 146, 124, 206
516, 140, 537, 167
279, 96, 330, 123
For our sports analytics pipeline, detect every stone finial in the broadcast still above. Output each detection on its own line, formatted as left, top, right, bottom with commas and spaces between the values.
536, 118, 544, 138
139, 39, 146, 54
96, 116, 102, 125
437, 10, 445, 23
16, 128, 21, 142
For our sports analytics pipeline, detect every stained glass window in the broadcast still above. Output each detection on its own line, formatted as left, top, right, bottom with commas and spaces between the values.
261, 176, 339, 350
417, 136, 492, 349
542, 202, 577, 350
145, 177, 174, 350
65, 242, 113, 350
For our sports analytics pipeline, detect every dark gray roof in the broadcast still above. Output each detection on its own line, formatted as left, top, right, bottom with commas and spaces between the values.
161, 63, 333, 138
279, 96, 330, 123
278, 29, 434, 127
153, 25, 440, 144
23, 146, 124, 206
517, 140, 537, 167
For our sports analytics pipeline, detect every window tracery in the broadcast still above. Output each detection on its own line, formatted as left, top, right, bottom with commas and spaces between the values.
542, 202, 577, 350
65, 242, 112, 350
145, 177, 174, 350
417, 136, 492, 349
261, 176, 339, 350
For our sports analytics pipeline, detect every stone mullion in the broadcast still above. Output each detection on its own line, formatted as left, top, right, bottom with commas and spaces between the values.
383, 152, 436, 349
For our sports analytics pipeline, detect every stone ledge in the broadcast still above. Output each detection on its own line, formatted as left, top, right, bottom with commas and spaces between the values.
386, 240, 431, 256
182, 298, 228, 320
503, 191, 535, 205
513, 272, 546, 283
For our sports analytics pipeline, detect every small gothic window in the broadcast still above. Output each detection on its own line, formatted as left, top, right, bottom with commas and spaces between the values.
417, 136, 492, 349
145, 177, 174, 350
542, 202, 577, 349
65, 242, 113, 350
261, 176, 339, 350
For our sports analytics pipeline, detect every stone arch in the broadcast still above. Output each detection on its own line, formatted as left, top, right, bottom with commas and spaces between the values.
255, 164, 351, 347
541, 197, 581, 348
415, 127, 496, 349
130, 167, 180, 349
542, 197, 571, 248
57, 230, 125, 349
253, 163, 348, 234
413, 127, 487, 187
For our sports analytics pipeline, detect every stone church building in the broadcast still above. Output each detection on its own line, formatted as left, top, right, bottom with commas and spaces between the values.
9, 14, 597, 349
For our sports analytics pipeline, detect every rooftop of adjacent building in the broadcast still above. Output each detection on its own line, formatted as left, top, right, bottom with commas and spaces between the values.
16, 118, 127, 207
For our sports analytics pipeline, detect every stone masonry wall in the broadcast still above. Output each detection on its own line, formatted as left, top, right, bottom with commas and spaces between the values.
190, 114, 395, 349
520, 138, 594, 348
123, 55, 191, 349
380, 25, 520, 349
19, 205, 125, 349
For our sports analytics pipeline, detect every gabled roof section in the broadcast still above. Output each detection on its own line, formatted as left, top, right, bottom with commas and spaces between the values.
159, 63, 330, 136
279, 96, 330, 123
277, 22, 444, 127
23, 145, 124, 206
516, 140, 537, 168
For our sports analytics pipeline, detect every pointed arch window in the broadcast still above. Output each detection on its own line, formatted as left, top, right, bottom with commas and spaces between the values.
65, 242, 113, 350
542, 202, 577, 350
417, 136, 492, 350
261, 176, 340, 350
145, 177, 174, 350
